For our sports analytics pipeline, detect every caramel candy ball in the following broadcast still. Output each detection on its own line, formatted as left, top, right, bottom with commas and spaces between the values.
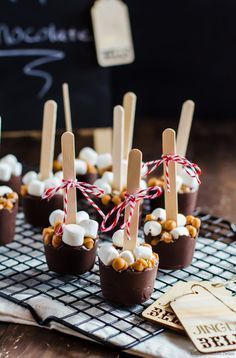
186, 225, 197, 238
44, 234, 52, 246
52, 235, 62, 248
192, 217, 201, 229
161, 232, 173, 244
132, 258, 148, 272
101, 194, 111, 206
20, 185, 28, 196
148, 177, 162, 187
7, 192, 18, 201
186, 215, 195, 225
112, 257, 128, 272
151, 238, 158, 246
112, 195, 122, 205
164, 220, 177, 231
43, 227, 54, 238
87, 164, 97, 174
5, 200, 14, 211
145, 214, 156, 222
84, 237, 94, 250
53, 160, 62, 172
181, 184, 191, 193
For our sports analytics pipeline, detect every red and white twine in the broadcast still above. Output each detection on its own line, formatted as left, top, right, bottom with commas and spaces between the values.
100, 186, 163, 240
143, 154, 201, 192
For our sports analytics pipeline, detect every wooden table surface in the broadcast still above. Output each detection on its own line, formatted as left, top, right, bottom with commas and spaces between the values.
0, 119, 235, 357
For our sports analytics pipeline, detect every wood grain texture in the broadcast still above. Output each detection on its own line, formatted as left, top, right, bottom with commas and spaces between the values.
123, 92, 136, 161
62, 83, 72, 132
176, 100, 195, 158
112, 106, 124, 192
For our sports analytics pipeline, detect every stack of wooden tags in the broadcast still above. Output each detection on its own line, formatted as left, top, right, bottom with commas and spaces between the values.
142, 280, 236, 354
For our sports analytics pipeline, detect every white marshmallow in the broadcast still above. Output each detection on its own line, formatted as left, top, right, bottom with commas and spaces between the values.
49, 209, 65, 226
176, 175, 183, 192
141, 163, 148, 177
57, 152, 63, 163
76, 211, 89, 224
75, 159, 87, 175
54, 171, 63, 180
140, 179, 147, 190
62, 224, 85, 247
94, 179, 112, 195
170, 227, 189, 240
178, 166, 199, 191
97, 153, 112, 169
44, 177, 61, 190
120, 250, 135, 265
152, 208, 166, 221
28, 180, 45, 197
79, 147, 98, 166
102, 171, 114, 186
0, 186, 13, 196
177, 213, 187, 227
98, 244, 119, 266
134, 246, 153, 260
22, 171, 37, 185
0, 163, 11, 181
1, 154, 17, 166
12, 162, 22, 176
79, 219, 98, 239
144, 221, 162, 236
112, 229, 124, 247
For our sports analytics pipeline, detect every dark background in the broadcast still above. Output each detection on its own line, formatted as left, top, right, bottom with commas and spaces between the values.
0, 0, 236, 131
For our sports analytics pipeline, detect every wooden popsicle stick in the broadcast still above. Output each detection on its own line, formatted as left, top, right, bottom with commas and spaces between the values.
93, 127, 113, 154
176, 100, 195, 158
112, 106, 124, 191
163, 129, 178, 222
61, 132, 77, 224
123, 149, 142, 251
123, 92, 137, 161
39, 100, 57, 180
62, 83, 72, 132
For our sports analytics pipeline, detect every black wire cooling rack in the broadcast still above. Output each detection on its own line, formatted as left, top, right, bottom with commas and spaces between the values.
0, 206, 235, 350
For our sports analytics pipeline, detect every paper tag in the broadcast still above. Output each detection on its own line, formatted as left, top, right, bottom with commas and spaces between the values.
171, 285, 236, 353
142, 281, 232, 333
91, 0, 135, 67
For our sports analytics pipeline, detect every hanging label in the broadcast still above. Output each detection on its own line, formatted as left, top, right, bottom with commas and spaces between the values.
91, 0, 135, 67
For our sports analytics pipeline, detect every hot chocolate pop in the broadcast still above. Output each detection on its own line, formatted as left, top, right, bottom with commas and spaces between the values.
0, 185, 18, 245
21, 100, 63, 227
144, 128, 201, 270
43, 132, 105, 275
98, 149, 160, 306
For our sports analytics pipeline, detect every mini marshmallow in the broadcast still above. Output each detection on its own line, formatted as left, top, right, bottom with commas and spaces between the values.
22, 171, 37, 185
177, 213, 187, 227
98, 244, 119, 266
144, 221, 162, 236
102, 171, 114, 186
57, 152, 63, 163
0, 186, 13, 196
178, 166, 199, 191
134, 246, 153, 260
62, 224, 85, 247
0, 163, 12, 181
152, 208, 166, 221
112, 229, 124, 247
49, 209, 65, 226
75, 159, 87, 175
97, 153, 112, 169
44, 177, 61, 190
120, 250, 135, 265
94, 179, 112, 195
170, 227, 189, 240
176, 175, 183, 192
28, 180, 45, 197
79, 147, 98, 166
12, 162, 22, 176
1, 154, 17, 166
76, 211, 89, 224
79, 219, 98, 239
140, 179, 147, 190
54, 171, 63, 180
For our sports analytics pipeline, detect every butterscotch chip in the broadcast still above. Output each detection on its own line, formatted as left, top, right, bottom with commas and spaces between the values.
148, 177, 163, 187
138, 258, 148, 268
84, 237, 94, 249
112, 257, 127, 271
87, 164, 97, 174
186, 215, 194, 225
151, 238, 158, 246
42, 227, 54, 238
164, 220, 177, 231
186, 225, 197, 238
52, 235, 62, 248
7, 192, 18, 201
161, 232, 173, 243
192, 217, 201, 229
54, 221, 63, 233
145, 214, 156, 222
112, 195, 122, 205
21, 185, 28, 196
5, 200, 13, 211
44, 234, 53, 246
101, 194, 111, 206
132, 258, 148, 272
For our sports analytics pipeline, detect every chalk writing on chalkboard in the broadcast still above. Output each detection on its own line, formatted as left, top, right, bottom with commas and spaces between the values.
0, 23, 92, 98
9, 0, 47, 4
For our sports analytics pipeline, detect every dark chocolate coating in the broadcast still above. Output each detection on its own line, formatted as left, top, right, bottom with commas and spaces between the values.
0, 175, 21, 196
22, 194, 63, 227
44, 240, 98, 274
150, 190, 198, 216
99, 259, 157, 306
0, 200, 18, 245
77, 172, 98, 200
145, 234, 196, 270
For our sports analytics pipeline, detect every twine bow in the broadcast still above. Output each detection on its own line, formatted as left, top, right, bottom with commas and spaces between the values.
43, 179, 105, 234
143, 154, 201, 192
100, 186, 162, 240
